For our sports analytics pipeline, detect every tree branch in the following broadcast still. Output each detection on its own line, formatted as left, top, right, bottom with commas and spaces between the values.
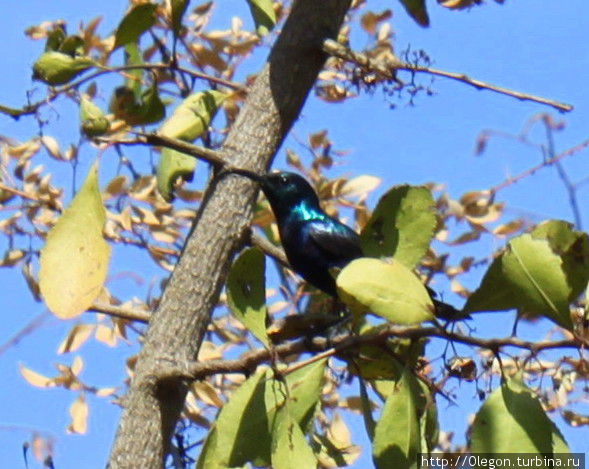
156, 323, 586, 382
0, 64, 244, 120
101, 132, 231, 170
108, 2, 354, 467
89, 302, 151, 324
323, 39, 573, 113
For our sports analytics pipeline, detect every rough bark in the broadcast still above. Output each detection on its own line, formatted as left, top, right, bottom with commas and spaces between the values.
107, 1, 352, 467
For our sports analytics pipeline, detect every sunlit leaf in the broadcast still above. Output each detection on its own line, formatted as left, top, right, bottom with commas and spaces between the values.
214, 368, 271, 466
464, 229, 585, 330
79, 96, 110, 137
156, 90, 225, 200
32, 51, 94, 85
67, 394, 89, 434
57, 324, 95, 354
361, 185, 436, 269
113, 3, 158, 50
227, 247, 269, 346
440, 0, 480, 10
339, 175, 381, 198
39, 162, 111, 319
337, 258, 434, 324
20, 364, 54, 388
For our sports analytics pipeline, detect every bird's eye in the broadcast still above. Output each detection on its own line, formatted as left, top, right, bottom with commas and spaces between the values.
279, 174, 289, 184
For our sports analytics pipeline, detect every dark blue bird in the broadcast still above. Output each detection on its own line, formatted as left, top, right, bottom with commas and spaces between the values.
229, 169, 462, 320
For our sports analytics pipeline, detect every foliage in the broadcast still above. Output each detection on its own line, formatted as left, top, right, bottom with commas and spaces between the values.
1, 0, 587, 467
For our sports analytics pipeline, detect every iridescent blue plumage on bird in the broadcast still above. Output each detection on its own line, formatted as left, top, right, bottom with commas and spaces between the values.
251, 171, 362, 297
229, 169, 462, 320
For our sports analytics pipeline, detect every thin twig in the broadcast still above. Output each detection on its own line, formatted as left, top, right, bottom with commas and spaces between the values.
323, 39, 573, 113
0, 182, 40, 201
0, 63, 244, 119
89, 302, 151, 323
490, 138, 589, 194
249, 231, 288, 267
0, 312, 50, 356
102, 132, 230, 169
157, 323, 586, 382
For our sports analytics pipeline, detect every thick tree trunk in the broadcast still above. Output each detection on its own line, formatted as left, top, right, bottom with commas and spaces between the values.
107, 1, 352, 467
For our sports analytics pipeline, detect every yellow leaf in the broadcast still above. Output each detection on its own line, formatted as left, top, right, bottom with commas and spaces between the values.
192, 381, 224, 407
337, 258, 434, 324
71, 355, 84, 376
439, 0, 479, 9
39, 162, 111, 319
339, 175, 381, 198
95, 323, 117, 347
20, 364, 55, 388
96, 387, 118, 397
57, 324, 95, 354
67, 394, 89, 434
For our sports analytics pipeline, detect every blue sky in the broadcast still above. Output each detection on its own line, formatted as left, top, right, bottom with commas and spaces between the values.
0, 0, 588, 467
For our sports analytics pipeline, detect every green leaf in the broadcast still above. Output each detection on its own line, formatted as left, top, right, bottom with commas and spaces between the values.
345, 342, 403, 380
79, 96, 110, 137
359, 378, 376, 441
156, 90, 225, 200
32, 51, 94, 85
337, 258, 434, 324
156, 149, 196, 201
360, 185, 436, 269
110, 81, 165, 127
198, 361, 326, 468
246, 0, 276, 36
415, 380, 438, 454
45, 27, 66, 52
470, 375, 564, 455
215, 368, 272, 466
271, 358, 326, 429
196, 428, 223, 469
464, 234, 576, 329
227, 247, 269, 346
124, 43, 144, 99
159, 90, 226, 141
113, 3, 158, 50
373, 370, 421, 469
138, 79, 166, 124
58, 35, 84, 56
531, 220, 589, 299
171, 0, 189, 37
398, 0, 430, 28
271, 408, 317, 469
39, 162, 111, 319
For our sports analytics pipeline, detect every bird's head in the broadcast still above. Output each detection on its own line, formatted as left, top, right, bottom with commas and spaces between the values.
227, 169, 321, 216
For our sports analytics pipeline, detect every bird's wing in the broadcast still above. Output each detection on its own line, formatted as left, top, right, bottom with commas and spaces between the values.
307, 220, 363, 266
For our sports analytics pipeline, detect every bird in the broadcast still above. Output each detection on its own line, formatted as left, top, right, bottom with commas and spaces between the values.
228, 169, 463, 320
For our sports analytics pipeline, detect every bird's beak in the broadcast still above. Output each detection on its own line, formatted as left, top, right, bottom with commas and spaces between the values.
224, 167, 264, 183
